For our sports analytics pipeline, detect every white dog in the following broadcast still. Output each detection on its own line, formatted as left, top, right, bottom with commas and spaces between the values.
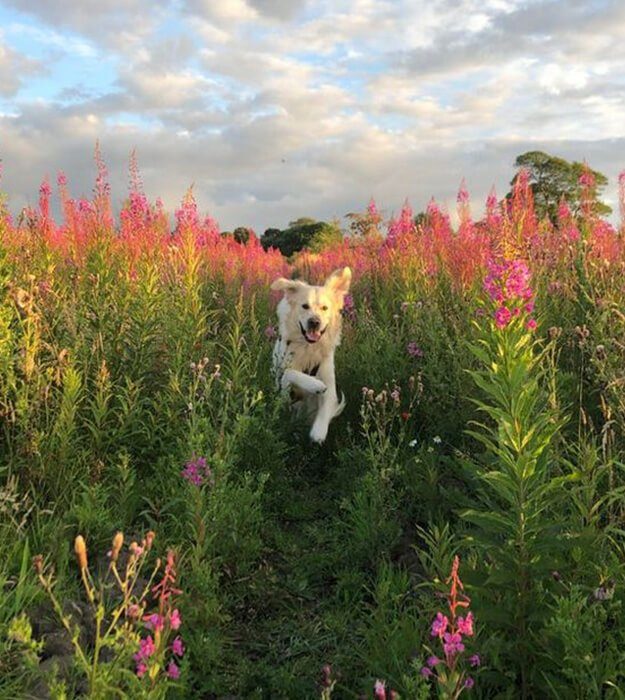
270, 267, 352, 444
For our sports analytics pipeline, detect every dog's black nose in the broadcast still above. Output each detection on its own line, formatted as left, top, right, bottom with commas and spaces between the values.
308, 316, 321, 330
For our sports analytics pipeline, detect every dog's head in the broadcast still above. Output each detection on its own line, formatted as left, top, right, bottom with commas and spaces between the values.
271, 267, 352, 344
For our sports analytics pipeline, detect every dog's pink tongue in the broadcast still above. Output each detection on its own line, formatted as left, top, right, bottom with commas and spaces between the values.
306, 330, 322, 342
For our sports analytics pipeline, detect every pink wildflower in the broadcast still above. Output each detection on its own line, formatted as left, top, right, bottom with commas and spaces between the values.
342, 293, 355, 318
144, 613, 164, 632
136, 662, 148, 678
443, 631, 465, 656
426, 655, 441, 667
134, 635, 155, 663
170, 609, 182, 631
579, 168, 595, 189
126, 604, 141, 620
407, 341, 424, 358
166, 661, 180, 680
181, 456, 212, 487
374, 679, 387, 699
420, 666, 433, 678
469, 654, 481, 667
494, 306, 512, 329
526, 318, 537, 331
172, 636, 185, 657
264, 325, 277, 340
431, 612, 448, 638
457, 612, 474, 637
465, 677, 475, 688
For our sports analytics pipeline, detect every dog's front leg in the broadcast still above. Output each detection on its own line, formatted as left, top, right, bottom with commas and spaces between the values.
281, 368, 327, 395
309, 358, 341, 444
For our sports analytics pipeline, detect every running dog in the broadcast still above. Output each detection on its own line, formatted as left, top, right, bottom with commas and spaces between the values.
270, 267, 352, 444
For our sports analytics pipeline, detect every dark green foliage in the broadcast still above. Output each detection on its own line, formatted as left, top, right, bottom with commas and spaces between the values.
261, 218, 343, 257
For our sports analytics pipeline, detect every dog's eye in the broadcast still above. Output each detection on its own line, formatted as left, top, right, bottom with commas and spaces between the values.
302, 303, 310, 310
321, 305, 328, 311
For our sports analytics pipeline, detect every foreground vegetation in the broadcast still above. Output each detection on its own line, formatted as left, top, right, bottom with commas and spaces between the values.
1, 156, 625, 698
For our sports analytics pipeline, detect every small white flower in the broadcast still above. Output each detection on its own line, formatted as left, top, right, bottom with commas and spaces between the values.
433, 435, 442, 444
427, 446, 434, 453
409, 439, 418, 448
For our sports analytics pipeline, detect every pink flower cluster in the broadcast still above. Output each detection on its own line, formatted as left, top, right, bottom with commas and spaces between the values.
134, 551, 184, 682
134, 609, 184, 679
421, 556, 479, 694
483, 258, 537, 331
181, 455, 214, 488
386, 200, 415, 246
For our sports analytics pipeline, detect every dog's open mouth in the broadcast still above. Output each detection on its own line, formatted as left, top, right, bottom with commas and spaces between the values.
300, 323, 326, 343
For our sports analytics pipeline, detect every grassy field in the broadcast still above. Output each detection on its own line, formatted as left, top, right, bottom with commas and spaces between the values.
1, 164, 625, 699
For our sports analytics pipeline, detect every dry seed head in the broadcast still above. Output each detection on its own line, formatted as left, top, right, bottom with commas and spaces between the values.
74, 535, 88, 570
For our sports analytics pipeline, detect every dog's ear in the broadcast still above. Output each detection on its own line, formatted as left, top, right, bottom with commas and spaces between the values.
324, 267, 352, 297
271, 277, 307, 296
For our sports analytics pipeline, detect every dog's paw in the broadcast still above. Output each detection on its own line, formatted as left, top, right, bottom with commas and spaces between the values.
310, 422, 328, 444
310, 378, 327, 394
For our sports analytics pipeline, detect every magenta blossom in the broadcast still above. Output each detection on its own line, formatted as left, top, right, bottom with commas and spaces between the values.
443, 631, 465, 656
342, 293, 355, 315
181, 456, 213, 488
427, 655, 441, 667
166, 660, 180, 680
420, 666, 433, 678
170, 609, 182, 631
464, 677, 475, 688
374, 679, 387, 699
407, 341, 424, 358
457, 612, 474, 637
136, 662, 148, 678
484, 257, 536, 330
494, 306, 512, 329
132, 634, 156, 664
172, 636, 185, 657
144, 613, 164, 633
431, 612, 449, 638
469, 654, 481, 667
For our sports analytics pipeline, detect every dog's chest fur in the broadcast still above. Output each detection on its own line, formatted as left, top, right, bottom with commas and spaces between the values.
272, 336, 326, 377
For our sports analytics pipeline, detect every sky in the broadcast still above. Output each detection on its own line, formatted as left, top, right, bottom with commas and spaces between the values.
0, 0, 624, 232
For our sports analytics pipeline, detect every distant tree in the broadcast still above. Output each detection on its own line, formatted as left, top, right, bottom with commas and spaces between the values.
508, 151, 611, 222
414, 211, 428, 229
233, 226, 252, 244
261, 219, 342, 257
288, 217, 317, 228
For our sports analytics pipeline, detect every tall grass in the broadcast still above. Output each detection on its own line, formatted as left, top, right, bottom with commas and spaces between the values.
1, 154, 625, 697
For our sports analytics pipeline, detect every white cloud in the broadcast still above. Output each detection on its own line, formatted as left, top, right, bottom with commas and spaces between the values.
0, 33, 42, 96
0, 0, 623, 231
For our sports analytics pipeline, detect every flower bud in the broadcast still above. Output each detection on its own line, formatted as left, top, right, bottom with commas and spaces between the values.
74, 535, 88, 570
33, 554, 44, 575
110, 532, 124, 563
